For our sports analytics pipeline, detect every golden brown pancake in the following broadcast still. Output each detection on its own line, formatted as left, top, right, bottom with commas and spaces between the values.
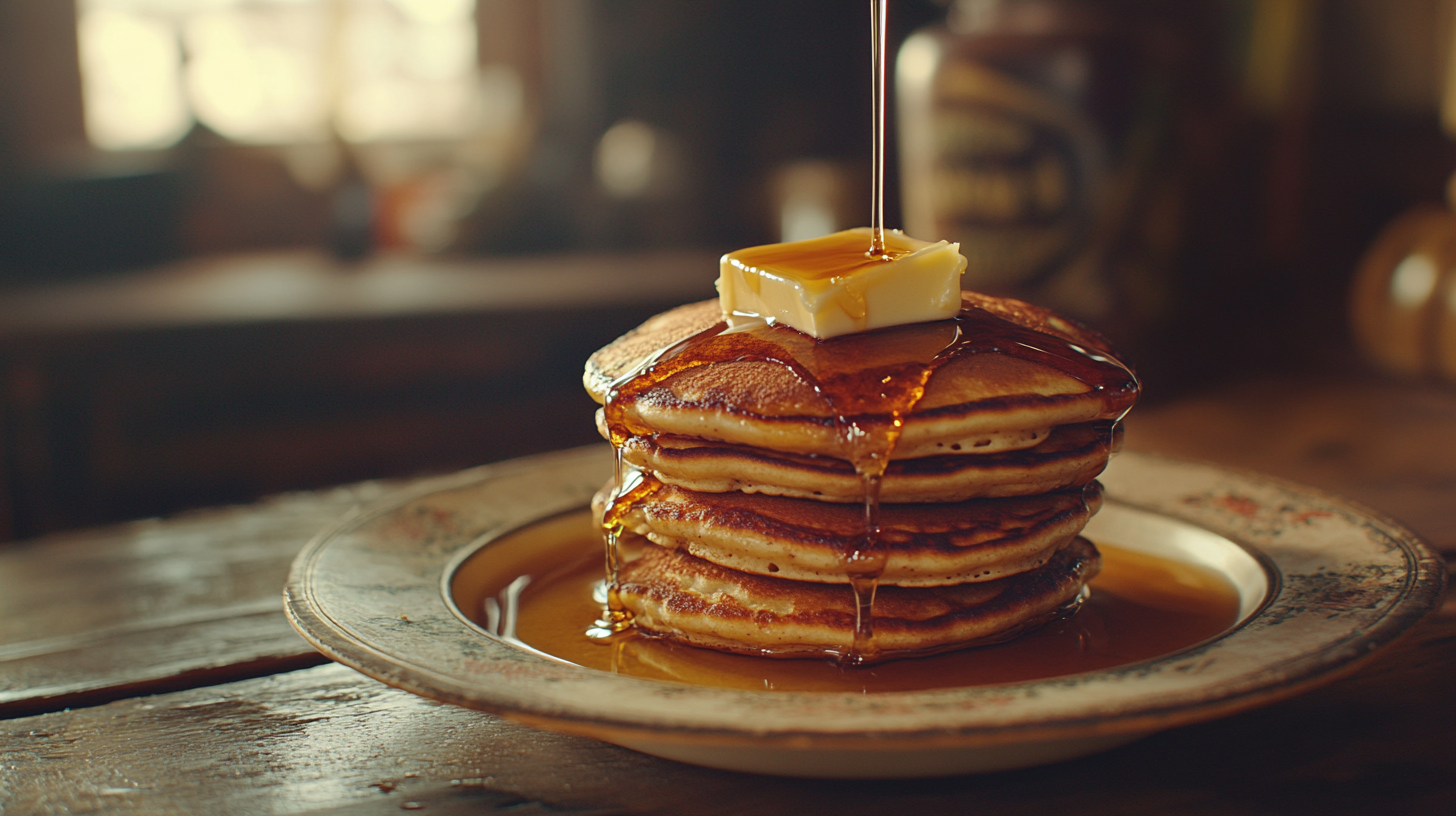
584, 294, 1137, 460
586, 286, 1133, 663
594, 407, 1054, 460
596, 480, 1102, 587
616, 537, 1101, 660
621, 423, 1119, 502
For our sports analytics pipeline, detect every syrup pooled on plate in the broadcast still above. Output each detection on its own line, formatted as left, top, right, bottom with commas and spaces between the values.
466, 511, 1241, 693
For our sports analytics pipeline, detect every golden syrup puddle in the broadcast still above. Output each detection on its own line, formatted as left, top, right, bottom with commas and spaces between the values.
459, 510, 1241, 694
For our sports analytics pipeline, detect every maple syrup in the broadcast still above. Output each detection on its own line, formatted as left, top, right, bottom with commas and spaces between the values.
460, 510, 1242, 694
591, 0, 1136, 662
869, 0, 889, 257
725, 229, 919, 282
595, 286, 1136, 660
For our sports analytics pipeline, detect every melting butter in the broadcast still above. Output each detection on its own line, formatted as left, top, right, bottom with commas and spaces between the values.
717, 227, 966, 339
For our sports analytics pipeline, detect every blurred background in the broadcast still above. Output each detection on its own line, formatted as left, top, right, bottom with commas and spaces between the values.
1, 0, 1454, 541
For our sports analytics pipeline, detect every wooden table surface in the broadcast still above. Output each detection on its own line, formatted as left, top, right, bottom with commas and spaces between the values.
3, 373, 1453, 815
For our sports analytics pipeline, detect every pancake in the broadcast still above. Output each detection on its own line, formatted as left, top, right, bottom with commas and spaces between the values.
616, 536, 1101, 661
585, 281, 1134, 664
595, 480, 1102, 586
584, 293, 1137, 460
594, 407, 1054, 460
621, 422, 1119, 503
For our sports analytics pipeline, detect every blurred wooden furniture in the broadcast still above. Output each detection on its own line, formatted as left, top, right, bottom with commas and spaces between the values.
0, 250, 718, 541
0, 371, 1452, 813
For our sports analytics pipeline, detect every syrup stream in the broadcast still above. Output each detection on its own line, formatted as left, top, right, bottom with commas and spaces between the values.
848, 0, 894, 661
869, 0, 889, 259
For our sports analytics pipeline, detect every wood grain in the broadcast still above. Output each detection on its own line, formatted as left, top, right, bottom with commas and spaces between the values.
0, 480, 404, 716
3, 606, 1453, 816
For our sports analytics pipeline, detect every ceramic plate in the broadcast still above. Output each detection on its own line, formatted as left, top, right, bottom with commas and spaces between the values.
285, 446, 1444, 778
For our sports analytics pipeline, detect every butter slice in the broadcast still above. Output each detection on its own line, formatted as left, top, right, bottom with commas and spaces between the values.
717, 227, 966, 339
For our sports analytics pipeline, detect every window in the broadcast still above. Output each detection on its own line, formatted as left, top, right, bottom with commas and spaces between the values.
76, 0, 521, 150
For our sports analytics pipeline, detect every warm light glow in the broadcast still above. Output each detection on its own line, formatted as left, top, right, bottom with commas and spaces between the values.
896, 33, 938, 89
1391, 254, 1438, 308
183, 5, 330, 143
781, 200, 836, 244
776, 161, 841, 243
335, 0, 500, 143
390, 0, 473, 24
78, 0, 504, 149
595, 120, 657, 199
403, 22, 475, 81
78, 6, 191, 150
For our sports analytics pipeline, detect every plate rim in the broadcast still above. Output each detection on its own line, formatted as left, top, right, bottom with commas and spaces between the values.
284, 445, 1447, 749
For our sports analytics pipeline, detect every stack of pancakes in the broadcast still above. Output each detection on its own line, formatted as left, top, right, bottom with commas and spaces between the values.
584, 292, 1137, 662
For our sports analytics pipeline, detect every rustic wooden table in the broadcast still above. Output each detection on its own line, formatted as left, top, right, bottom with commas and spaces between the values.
3, 374, 1453, 815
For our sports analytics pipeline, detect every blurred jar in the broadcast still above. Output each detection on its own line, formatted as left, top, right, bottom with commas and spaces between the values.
1350, 203, 1456, 382
897, 0, 1184, 342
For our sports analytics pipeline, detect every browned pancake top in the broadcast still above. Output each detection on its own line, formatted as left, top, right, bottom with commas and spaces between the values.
583, 293, 1136, 424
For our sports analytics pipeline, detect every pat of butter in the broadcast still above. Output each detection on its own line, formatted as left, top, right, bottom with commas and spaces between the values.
717, 227, 966, 339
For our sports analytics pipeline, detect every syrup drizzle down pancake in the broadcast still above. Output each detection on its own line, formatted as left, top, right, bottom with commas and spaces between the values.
585, 295, 1137, 459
